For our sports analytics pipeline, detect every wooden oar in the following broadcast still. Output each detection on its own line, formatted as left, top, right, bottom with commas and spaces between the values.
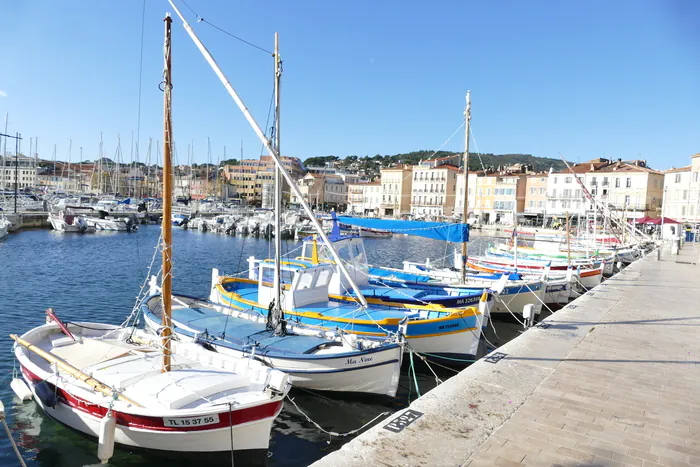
10, 334, 142, 408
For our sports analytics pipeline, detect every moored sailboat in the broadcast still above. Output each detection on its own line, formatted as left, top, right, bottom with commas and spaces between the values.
10, 15, 290, 464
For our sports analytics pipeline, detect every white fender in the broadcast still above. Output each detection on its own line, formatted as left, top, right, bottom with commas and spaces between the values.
11, 378, 33, 401
97, 411, 116, 464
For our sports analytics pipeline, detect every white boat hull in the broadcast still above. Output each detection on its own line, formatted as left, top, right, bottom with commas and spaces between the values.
89, 218, 130, 231
27, 383, 278, 455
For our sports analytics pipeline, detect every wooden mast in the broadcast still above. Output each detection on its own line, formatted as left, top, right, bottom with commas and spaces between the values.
272, 32, 284, 334
161, 12, 174, 372
460, 91, 471, 284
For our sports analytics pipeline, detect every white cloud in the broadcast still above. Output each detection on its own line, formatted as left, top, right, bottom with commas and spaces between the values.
0, 90, 7, 98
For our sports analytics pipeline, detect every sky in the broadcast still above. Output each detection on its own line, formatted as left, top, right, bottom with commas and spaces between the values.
0, 0, 698, 170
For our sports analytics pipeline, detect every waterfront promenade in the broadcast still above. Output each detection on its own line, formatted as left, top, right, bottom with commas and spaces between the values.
313, 243, 700, 467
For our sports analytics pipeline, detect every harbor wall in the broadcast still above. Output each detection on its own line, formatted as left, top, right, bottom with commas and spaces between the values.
5, 212, 51, 232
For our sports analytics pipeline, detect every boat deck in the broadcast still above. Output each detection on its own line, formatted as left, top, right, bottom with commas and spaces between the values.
222, 281, 451, 320
165, 304, 345, 356
30, 329, 267, 410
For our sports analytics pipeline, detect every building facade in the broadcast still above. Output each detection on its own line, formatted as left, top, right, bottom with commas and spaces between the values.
409, 164, 459, 217
291, 173, 348, 209
454, 171, 481, 221
524, 174, 548, 216
662, 153, 700, 222
1, 155, 37, 190
347, 182, 381, 215
380, 165, 413, 217
222, 155, 304, 205
546, 159, 664, 221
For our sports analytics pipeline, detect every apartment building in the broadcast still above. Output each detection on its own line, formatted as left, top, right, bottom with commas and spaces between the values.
409, 164, 459, 217
475, 172, 528, 224
1, 155, 37, 190
663, 153, 700, 222
454, 171, 482, 221
380, 165, 413, 217
291, 173, 348, 209
591, 162, 663, 219
524, 174, 548, 216
546, 158, 664, 221
347, 181, 381, 215
222, 155, 304, 205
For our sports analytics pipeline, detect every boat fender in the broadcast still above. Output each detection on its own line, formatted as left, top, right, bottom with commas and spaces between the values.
97, 411, 117, 464
10, 378, 33, 401
34, 381, 59, 408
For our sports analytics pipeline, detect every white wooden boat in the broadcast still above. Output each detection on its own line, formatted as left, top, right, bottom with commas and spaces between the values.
13, 320, 289, 463
142, 291, 404, 396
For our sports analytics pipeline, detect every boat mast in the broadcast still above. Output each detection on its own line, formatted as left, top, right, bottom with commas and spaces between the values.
460, 91, 471, 284
2, 113, 8, 193
272, 32, 284, 334
161, 12, 174, 373
168, 1, 369, 307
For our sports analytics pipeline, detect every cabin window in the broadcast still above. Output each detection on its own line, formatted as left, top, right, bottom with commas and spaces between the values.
297, 271, 314, 290
316, 268, 332, 287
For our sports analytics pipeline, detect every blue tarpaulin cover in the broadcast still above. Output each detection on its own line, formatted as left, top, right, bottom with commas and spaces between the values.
336, 216, 469, 243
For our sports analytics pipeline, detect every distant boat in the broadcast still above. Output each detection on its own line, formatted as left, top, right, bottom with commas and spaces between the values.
47, 209, 95, 233
358, 226, 393, 238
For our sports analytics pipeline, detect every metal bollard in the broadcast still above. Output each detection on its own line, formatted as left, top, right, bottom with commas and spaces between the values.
656, 247, 662, 261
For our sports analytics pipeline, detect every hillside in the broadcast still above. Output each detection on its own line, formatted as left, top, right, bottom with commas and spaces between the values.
304, 151, 567, 178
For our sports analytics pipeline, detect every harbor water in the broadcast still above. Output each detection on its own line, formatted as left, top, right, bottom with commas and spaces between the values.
0, 227, 522, 466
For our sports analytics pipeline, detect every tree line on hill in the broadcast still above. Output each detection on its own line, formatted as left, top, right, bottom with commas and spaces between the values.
303, 151, 567, 178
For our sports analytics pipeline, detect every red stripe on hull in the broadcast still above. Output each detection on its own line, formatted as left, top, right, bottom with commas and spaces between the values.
21, 366, 282, 432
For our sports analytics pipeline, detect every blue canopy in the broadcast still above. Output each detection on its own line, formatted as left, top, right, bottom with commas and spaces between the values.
118, 198, 132, 205
336, 216, 469, 243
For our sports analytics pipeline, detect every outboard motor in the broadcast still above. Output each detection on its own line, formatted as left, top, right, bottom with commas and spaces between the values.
76, 216, 88, 233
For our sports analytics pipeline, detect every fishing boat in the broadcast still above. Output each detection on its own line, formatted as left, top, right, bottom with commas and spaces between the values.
143, 29, 403, 396
143, 280, 404, 396
12, 318, 289, 464
10, 15, 290, 464
212, 267, 488, 359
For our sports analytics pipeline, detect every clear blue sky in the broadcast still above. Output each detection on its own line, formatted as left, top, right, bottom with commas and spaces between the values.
0, 0, 698, 170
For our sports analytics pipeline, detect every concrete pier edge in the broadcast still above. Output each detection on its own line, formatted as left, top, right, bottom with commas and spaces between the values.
311, 244, 700, 466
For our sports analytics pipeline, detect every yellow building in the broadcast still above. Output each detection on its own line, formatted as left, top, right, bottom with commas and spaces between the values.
222, 155, 304, 205
524, 174, 548, 215
380, 165, 413, 217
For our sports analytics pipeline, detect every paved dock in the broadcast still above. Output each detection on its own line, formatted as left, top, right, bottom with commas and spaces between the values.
312, 243, 700, 467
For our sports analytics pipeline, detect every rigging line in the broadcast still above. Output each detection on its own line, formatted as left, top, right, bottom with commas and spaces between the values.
177, 0, 273, 55
259, 85, 276, 158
